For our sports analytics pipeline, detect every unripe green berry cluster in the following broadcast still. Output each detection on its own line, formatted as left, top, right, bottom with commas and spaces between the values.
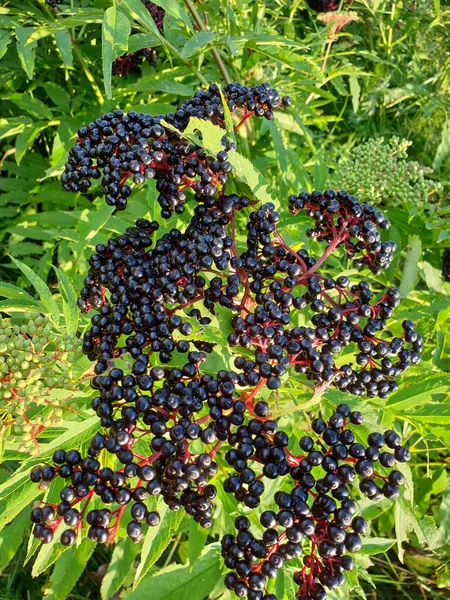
332, 137, 441, 207
0, 313, 82, 454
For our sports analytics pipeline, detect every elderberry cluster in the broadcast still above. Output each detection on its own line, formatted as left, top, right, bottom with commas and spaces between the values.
112, 2, 165, 77
60, 82, 291, 215
222, 405, 410, 600
30, 83, 417, 599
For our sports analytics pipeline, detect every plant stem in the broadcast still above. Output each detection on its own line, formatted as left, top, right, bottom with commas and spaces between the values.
184, 0, 232, 84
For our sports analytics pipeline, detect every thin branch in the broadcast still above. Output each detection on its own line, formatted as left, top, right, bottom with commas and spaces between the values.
184, 0, 232, 84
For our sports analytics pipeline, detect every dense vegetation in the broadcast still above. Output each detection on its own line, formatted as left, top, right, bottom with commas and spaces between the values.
0, 1, 449, 600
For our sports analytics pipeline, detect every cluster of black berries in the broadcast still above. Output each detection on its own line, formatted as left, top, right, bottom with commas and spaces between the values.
46, 0, 63, 6
306, 0, 339, 12
112, 2, 165, 77
222, 405, 410, 600
226, 196, 422, 398
60, 82, 291, 214
31, 83, 416, 600
443, 248, 450, 282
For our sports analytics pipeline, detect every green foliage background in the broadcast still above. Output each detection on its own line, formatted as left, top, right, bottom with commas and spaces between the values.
0, 0, 449, 599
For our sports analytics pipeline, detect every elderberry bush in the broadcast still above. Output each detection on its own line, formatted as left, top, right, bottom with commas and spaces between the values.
30, 82, 419, 600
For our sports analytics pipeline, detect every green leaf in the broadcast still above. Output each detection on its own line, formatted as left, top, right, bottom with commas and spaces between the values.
433, 118, 450, 171
385, 373, 449, 411
15, 122, 48, 165
10, 256, 60, 326
101, 537, 139, 600
133, 504, 184, 589
153, 0, 193, 31
128, 32, 160, 53
43, 83, 71, 114
187, 519, 209, 566
43, 539, 95, 599
32, 519, 68, 578
183, 117, 224, 154
54, 29, 73, 68
0, 298, 41, 313
219, 87, 236, 143
76, 203, 115, 249
128, 543, 222, 600
121, 0, 163, 38
53, 266, 79, 334
0, 479, 42, 534
312, 149, 328, 190
25, 9, 105, 43
7, 92, 52, 120
228, 149, 276, 206
399, 235, 422, 298
0, 509, 28, 575
349, 75, 361, 113
437, 477, 450, 546
181, 31, 215, 59
102, 6, 131, 99
0, 281, 37, 302
15, 25, 37, 79
0, 416, 99, 510
359, 537, 396, 555
0, 31, 11, 60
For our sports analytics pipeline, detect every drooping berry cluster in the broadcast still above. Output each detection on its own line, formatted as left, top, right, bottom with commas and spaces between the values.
31, 83, 417, 600
60, 82, 291, 214
222, 405, 410, 600
112, 2, 165, 77
0, 314, 81, 454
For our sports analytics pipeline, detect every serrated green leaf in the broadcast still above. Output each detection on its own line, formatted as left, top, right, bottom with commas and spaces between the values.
359, 537, 396, 555
15, 25, 37, 79
53, 266, 79, 334
44, 83, 71, 113
181, 31, 215, 59
219, 87, 236, 143
0, 282, 37, 302
101, 537, 139, 600
10, 256, 60, 326
75, 204, 115, 254
102, 6, 131, 99
15, 122, 48, 165
0, 509, 28, 575
0, 31, 11, 60
187, 519, 209, 566
0, 479, 42, 534
183, 117, 224, 154
133, 504, 184, 589
0, 298, 41, 313
228, 149, 276, 206
128, 543, 222, 600
54, 29, 73, 68
43, 539, 95, 599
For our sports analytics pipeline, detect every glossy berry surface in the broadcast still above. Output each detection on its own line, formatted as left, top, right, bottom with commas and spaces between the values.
30, 82, 418, 600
